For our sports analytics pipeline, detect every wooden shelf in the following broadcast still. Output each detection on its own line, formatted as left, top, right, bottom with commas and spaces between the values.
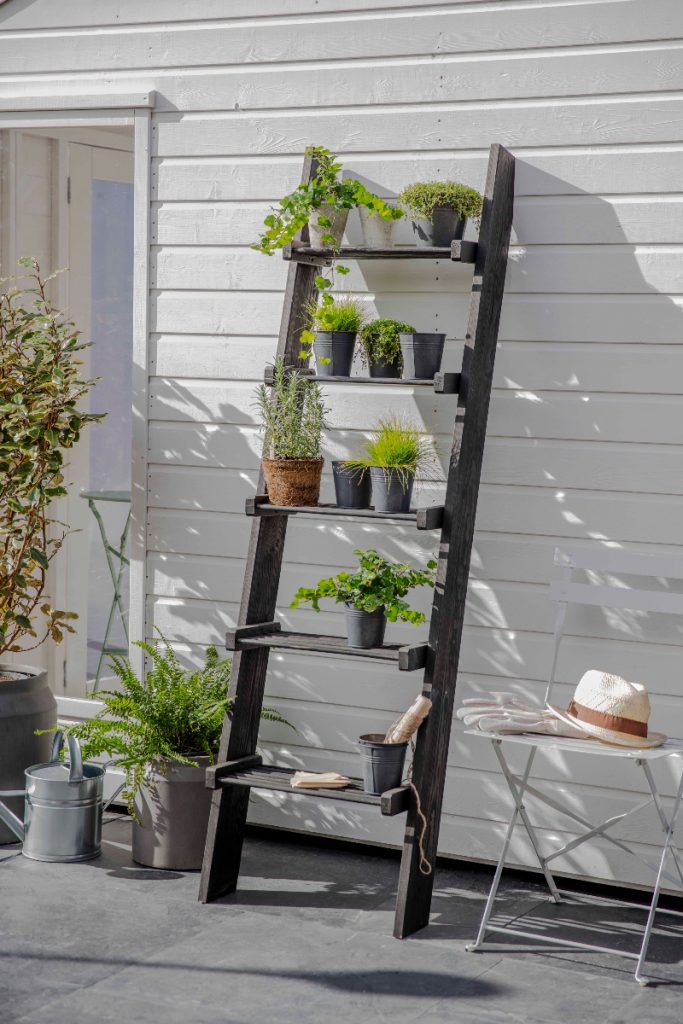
208, 758, 410, 817
246, 497, 444, 531
226, 625, 429, 672
264, 366, 460, 394
282, 241, 478, 264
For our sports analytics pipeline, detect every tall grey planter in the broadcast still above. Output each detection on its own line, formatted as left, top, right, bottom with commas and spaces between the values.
133, 756, 212, 871
0, 665, 57, 844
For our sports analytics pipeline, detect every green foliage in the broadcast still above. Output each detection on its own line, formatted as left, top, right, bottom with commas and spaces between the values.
398, 181, 483, 223
255, 357, 328, 459
47, 634, 290, 817
253, 146, 404, 255
0, 259, 101, 657
290, 548, 437, 624
349, 415, 438, 486
357, 318, 415, 370
306, 296, 367, 333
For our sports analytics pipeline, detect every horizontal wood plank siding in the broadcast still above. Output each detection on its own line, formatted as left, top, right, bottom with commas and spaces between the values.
6, 0, 683, 888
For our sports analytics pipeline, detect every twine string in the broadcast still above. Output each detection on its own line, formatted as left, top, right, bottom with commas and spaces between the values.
405, 741, 432, 877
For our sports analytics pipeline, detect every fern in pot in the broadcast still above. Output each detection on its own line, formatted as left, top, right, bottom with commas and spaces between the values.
291, 548, 436, 649
54, 636, 288, 870
255, 357, 328, 507
399, 181, 483, 248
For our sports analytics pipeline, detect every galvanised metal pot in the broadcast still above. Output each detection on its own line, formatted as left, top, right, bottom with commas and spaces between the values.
358, 734, 408, 795
0, 731, 104, 862
313, 331, 356, 377
411, 207, 467, 247
368, 355, 401, 379
332, 461, 372, 509
399, 332, 446, 380
369, 467, 414, 514
345, 604, 386, 649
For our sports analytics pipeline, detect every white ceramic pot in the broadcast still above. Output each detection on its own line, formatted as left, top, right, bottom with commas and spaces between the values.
307, 204, 349, 247
358, 206, 398, 247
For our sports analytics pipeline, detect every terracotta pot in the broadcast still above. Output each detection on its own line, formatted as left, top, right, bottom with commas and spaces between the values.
262, 457, 323, 507
0, 665, 57, 845
133, 756, 212, 871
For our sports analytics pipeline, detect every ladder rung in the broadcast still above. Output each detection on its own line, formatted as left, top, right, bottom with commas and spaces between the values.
245, 498, 444, 531
282, 241, 478, 264
226, 627, 428, 671
263, 365, 460, 394
216, 763, 411, 816
205, 754, 263, 789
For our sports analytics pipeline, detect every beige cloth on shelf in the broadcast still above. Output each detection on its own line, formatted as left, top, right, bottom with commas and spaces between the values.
290, 771, 350, 790
456, 692, 586, 739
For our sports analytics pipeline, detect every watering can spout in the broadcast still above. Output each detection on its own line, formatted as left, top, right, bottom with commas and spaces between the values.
0, 792, 25, 842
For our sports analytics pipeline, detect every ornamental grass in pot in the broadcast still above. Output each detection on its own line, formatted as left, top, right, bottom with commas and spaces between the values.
291, 548, 436, 650
255, 357, 328, 506
358, 318, 415, 379
399, 181, 483, 248
56, 635, 289, 871
360, 416, 438, 514
304, 296, 367, 377
0, 259, 101, 841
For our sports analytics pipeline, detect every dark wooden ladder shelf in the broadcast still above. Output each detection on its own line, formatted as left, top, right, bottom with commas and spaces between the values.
199, 143, 515, 941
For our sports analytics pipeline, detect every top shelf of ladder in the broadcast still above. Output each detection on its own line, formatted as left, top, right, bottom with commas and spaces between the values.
282, 240, 478, 265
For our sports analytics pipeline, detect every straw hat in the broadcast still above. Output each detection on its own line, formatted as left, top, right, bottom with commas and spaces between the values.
547, 670, 666, 748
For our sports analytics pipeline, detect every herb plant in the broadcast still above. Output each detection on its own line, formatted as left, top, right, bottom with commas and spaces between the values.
0, 259, 102, 656
255, 357, 327, 459
349, 415, 438, 485
399, 181, 483, 223
305, 296, 367, 334
51, 635, 289, 816
358, 318, 415, 370
290, 548, 437, 623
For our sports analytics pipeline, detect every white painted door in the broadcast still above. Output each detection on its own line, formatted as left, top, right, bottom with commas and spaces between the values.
63, 144, 134, 696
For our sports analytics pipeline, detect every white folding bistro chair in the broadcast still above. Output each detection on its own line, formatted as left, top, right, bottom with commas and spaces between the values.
466, 546, 683, 985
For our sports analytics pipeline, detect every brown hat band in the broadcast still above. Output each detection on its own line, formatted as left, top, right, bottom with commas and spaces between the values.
567, 700, 647, 738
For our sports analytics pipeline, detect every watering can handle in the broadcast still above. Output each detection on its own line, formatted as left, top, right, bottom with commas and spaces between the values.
50, 731, 85, 783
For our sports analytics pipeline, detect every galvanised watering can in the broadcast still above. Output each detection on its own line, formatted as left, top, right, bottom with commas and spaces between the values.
0, 731, 104, 861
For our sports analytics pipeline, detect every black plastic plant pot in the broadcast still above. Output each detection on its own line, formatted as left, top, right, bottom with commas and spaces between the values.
345, 604, 386, 649
411, 207, 467, 247
313, 332, 356, 377
332, 461, 372, 509
399, 332, 446, 380
368, 356, 401, 379
369, 466, 414, 514
358, 734, 408, 796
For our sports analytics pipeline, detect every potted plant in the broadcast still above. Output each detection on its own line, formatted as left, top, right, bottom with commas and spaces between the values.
291, 548, 436, 649
0, 259, 101, 843
255, 357, 328, 506
398, 181, 483, 247
304, 296, 367, 377
362, 416, 438, 514
358, 318, 415, 378
54, 636, 290, 870
253, 146, 404, 254
331, 461, 372, 510
398, 330, 446, 380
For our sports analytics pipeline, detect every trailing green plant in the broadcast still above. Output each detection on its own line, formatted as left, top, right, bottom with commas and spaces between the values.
45, 633, 290, 817
346, 415, 438, 485
255, 356, 328, 459
357, 318, 415, 370
0, 258, 102, 657
254, 146, 404, 256
399, 181, 483, 223
290, 548, 437, 623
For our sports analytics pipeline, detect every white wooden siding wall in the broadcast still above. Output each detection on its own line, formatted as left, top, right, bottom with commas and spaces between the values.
3, 0, 683, 885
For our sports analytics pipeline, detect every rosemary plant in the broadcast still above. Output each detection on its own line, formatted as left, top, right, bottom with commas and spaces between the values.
255, 357, 328, 459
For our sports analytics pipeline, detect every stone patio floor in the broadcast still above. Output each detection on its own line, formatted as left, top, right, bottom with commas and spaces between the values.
1, 812, 683, 1023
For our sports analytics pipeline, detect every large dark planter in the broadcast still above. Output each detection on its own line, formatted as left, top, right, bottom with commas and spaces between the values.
399, 332, 446, 379
411, 207, 467, 247
368, 356, 401, 379
345, 605, 386, 649
313, 332, 356, 377
369, 467, 414, 514
0, 665, 57, 845
262, 457, 323, 507
358, 734, 408, 795
133, 756, 212, 871
332, 461, 372, 509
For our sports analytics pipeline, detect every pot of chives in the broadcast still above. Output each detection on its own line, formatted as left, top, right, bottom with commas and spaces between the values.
306, 296, 367, 378
362, 416, 437, 515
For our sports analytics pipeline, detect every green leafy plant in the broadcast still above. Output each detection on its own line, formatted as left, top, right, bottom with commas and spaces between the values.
399, 181, 483, 223
290, 548, 437, 623
0, 259, 102, 657
254, 146, 404, 255
303, 295, 367, 342
346, 415, 438, 486
357, 318, 415, 370
48, 634, 290, 816
255, 356, 328, 459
